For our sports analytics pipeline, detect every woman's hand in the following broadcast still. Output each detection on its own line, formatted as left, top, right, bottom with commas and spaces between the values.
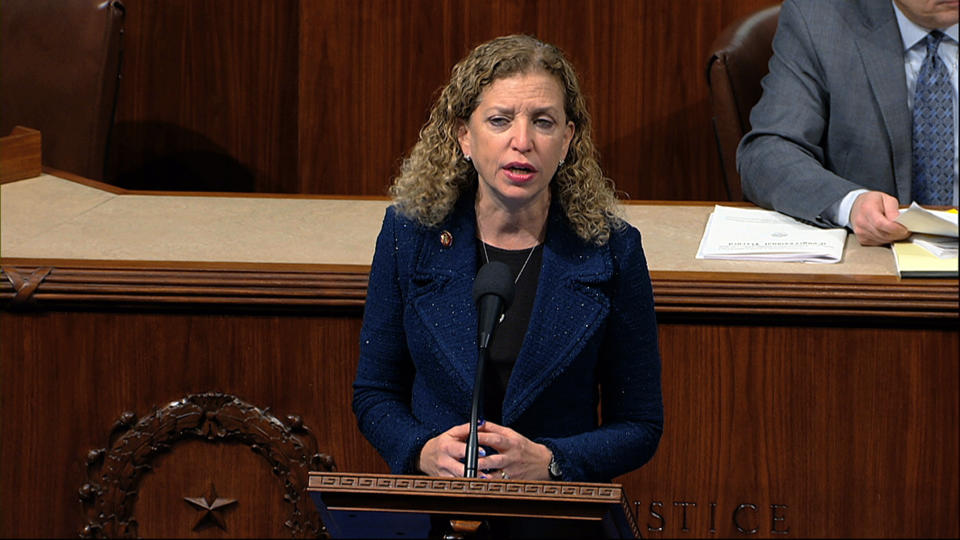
476, 421, 553, 481
418, 422, 473, 477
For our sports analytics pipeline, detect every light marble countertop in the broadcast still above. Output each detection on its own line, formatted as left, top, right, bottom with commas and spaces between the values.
1, 174, 896, 276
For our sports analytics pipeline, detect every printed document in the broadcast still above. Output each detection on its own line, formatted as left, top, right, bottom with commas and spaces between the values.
894, 203, 958, 237
696, 206, 847, 263
892, 205, 958, 277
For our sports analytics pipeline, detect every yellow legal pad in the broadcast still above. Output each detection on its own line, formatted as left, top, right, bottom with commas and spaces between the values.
892, 242, 959, 278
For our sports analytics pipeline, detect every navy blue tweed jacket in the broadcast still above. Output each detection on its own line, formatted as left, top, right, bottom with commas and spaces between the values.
352, 196, 663, 482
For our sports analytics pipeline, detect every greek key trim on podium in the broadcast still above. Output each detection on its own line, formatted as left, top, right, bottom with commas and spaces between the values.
311, 472, 622, 500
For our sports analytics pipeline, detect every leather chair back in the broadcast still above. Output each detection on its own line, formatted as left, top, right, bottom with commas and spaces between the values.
706, 5, 780, 201
1, 0, 125, 181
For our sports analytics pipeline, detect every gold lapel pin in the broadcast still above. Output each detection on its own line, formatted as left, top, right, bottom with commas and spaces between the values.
439, 230, 453, 247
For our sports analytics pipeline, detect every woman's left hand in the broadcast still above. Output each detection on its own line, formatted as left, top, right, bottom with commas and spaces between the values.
475, 421, 553, 481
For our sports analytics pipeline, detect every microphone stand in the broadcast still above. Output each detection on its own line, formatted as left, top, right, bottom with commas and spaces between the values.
465, 261, 512, 479
464, 345, 488, 478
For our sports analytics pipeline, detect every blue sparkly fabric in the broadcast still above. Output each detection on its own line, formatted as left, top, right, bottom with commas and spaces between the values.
352, 195, 663, 482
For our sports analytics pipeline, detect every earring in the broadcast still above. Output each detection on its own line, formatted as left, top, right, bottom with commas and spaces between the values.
558, 159, 565, 167
464, 155, 472, 162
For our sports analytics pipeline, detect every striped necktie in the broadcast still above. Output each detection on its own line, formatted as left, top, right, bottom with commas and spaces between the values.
911, 31, 954, 206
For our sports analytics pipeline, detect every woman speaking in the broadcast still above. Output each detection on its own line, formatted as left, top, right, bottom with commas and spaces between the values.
352, 34, 662, 487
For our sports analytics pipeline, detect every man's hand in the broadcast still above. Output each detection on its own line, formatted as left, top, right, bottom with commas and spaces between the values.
849, 191, 910, 246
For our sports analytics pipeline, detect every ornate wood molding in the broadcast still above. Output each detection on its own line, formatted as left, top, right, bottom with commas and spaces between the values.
651, 277, 959, 320
310, 472, 641, 537
2, 266, 51, 304
1, 263, 956, 320
1, 265, 367, 312
312, 472, 622, 499
79, 392, 336, 538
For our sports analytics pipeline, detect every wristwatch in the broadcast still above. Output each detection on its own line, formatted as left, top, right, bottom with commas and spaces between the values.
548, 454, 563, 480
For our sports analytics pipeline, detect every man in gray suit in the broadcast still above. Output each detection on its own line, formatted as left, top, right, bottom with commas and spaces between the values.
738, 0, 958, 246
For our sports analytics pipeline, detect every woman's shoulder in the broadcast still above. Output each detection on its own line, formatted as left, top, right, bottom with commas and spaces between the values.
383, 204, 430, 235
600, 220, 650, 279
374, 205, 432, 263
605, 219, 643, 252
381, 202, 472, 257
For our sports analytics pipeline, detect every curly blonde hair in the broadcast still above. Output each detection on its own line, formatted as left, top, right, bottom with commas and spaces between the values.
389, 34, 623, 245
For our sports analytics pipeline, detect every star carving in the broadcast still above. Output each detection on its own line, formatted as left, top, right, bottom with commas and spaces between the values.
184, 483, 237, 531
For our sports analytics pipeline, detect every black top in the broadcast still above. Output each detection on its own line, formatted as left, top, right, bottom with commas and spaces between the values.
476, 241, 543, 423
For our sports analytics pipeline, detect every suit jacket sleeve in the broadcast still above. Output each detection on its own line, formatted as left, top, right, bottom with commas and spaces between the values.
352, 207, 440, 473
737, 0, 877, 227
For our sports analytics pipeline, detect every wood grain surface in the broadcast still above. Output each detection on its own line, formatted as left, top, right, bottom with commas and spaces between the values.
1, 260, 956, 538
108, 0, 779, 200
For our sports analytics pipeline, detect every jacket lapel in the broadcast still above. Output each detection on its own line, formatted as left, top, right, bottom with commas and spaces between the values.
407, 197, 615, 419
502, 208, 612, 425
854, 0, 912, 202
409, 200, 481, 395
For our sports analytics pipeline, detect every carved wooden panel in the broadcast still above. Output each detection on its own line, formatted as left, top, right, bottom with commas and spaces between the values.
0, 308, 377, 538
79, 393, 335, 538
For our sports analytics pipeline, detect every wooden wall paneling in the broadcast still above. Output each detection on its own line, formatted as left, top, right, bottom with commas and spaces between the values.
109, 0, 300, 193
3, 306, 956, 537
105, 0, 783, 198
0, 310, 383, 538
1, 261, 957, 537
626, 323, 959, 538
0, 0, 125, 182
294, 0, 782, 199
298, 0, 456, 198
587, 0, 780, 201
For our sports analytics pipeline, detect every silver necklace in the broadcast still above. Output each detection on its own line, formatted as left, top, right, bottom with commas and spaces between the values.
479, 232, 538, 284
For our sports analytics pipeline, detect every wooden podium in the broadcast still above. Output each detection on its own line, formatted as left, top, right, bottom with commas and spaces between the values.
308, 472, 641, 538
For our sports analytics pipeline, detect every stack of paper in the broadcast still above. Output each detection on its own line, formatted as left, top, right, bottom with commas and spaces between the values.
696, 205, 847, 263
892, 203, 958, 278
909, 234, 957, 259
894, 202, 958, 237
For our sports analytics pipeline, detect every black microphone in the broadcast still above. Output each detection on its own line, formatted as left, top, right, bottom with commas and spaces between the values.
472, 261, 516, 350
465, 261, 515, 478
